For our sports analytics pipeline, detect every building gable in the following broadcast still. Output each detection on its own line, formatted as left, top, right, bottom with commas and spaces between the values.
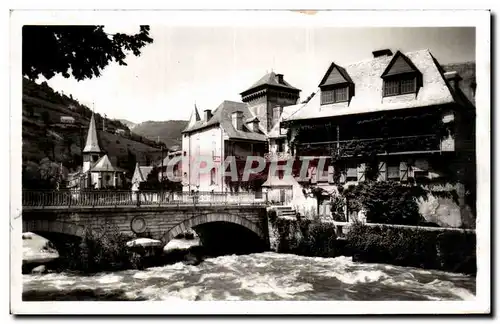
319, 63, 353, 87
381, 51, 421, 77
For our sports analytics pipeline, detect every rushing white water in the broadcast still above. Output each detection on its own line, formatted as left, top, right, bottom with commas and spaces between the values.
23, 252, 475, 301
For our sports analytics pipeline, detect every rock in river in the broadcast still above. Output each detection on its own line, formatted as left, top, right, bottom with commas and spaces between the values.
31, 265, 46, 274
23, 232, 59, 265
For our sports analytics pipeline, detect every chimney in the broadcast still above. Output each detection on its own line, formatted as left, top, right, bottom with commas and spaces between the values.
444, 71, 463, 91
372, 49, 393, 58
276, 73, 284, 84
204, 109, 212, 122
232, 111, 243, 131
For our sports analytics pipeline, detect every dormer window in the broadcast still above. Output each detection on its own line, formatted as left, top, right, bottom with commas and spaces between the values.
321, 85, 349, 105
381, 51, 422, 98
318, 62, 354, 106
383, 74, 417, 97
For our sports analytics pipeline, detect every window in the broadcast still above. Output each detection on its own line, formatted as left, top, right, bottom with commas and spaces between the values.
346, 163, 357, 182
272, 106, 282, 126
210, 168, 217, 185
92, 155, 99, 162
321, 86, 349, 105
276, 140, 285, 153
387, 164, 400, 180
383, 76, 417, 97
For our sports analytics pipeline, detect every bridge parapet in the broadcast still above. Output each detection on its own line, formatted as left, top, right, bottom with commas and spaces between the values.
22, 190, 267, 209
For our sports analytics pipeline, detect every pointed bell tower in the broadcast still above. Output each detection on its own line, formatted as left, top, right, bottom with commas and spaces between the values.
186, 103, 201, 129
82, 113, 103, 173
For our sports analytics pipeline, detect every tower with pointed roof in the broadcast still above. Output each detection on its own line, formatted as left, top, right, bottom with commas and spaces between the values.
240, 72, 301, 133
82, 113, 103, 174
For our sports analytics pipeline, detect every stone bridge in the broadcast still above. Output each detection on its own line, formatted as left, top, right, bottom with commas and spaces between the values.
22, 205, 270, 251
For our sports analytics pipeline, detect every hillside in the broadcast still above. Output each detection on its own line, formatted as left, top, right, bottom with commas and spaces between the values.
131, 120, 188, 148
442, 62, 476, 105
117, 119, 137, 130
21, 78, 165, 178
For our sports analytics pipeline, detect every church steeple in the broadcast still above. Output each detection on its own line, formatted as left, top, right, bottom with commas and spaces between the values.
82, 113, 103, 174
83, 113, 101, 153
186, 103, 201, 129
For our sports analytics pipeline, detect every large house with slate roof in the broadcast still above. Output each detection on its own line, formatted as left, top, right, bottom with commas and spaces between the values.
281, 48, 476, 226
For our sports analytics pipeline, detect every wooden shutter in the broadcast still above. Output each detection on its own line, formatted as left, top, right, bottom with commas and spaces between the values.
377, 161, 387, 181
339, 165, 346, 184
400, 161, 408, 182
357, 163, 366, 182
311, 167, 317, 184
328, 165, 334, 183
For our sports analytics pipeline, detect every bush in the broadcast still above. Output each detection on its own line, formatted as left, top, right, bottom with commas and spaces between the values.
56, 226, 135, 273
343, 181, 427, 225
271, 217, 342, 257
347, 223, 476, 274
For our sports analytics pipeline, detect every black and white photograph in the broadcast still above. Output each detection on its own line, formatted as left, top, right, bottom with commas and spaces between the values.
9, 8, 491, 315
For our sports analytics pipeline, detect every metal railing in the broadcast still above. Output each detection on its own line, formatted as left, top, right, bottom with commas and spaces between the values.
22, 189, 267, 208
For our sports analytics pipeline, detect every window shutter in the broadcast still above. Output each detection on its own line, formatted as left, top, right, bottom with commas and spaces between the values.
311, 168, 317, 184
339, 166, 346, 184
400, 161, 408, 182
357, 163, 366, 182
328, 165, 334, 183
377, 161, 387, 181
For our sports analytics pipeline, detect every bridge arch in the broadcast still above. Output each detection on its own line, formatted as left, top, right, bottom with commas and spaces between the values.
163, 213, 265, 244
23, 219, 87, 238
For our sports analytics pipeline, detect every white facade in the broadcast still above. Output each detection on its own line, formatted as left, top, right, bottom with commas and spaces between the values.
182, 125, 225, 192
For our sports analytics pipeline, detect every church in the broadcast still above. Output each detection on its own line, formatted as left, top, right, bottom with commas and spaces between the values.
67, 113, 127, 190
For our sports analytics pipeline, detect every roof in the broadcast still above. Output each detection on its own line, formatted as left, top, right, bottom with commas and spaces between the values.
319, 63, 354, 87
286, 49, 458, 122
169, 144, 181, 152
268, 103, 304, 138
182, 100, 268, 142
442, 62, 476, 105
182, 104, 201, 133
90, 154, 126, 172
240, 72, 300, 96
132, 163, 154, 183
381, 51, 421, 77
83, 113, 102, 153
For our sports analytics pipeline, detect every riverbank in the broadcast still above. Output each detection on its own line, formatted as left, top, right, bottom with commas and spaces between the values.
267, 216, 476, 275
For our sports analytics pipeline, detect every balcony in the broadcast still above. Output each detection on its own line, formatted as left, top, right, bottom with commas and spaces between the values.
264, 152, 292, 162
295, 134, 444, 158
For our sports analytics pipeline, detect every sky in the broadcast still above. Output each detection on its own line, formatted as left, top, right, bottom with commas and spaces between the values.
39, 25, 475, 124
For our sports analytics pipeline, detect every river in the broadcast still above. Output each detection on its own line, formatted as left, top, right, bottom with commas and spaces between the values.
23, 252, 475, 301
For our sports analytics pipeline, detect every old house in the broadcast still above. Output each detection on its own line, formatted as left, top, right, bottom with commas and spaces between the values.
181, 102, 268, 193
181, 72, 302, 195
131, 164, 154, 191
60, 116, 75, 124
282, 49, 475, 226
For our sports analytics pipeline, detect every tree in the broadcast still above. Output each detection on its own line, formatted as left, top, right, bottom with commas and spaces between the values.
23, 25, 153, 81
139, 166, 182, 193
